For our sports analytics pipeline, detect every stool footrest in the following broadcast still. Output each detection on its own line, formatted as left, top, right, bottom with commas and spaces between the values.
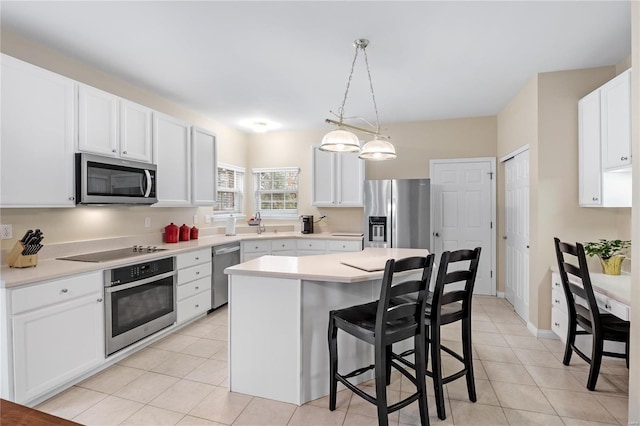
342, 364, 375, 379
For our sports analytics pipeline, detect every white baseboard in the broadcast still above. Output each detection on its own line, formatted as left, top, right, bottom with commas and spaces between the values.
527, 321, 559, 339
496, 291, 505, 298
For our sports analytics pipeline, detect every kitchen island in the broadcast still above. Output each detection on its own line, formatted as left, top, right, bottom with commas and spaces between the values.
224, 247, 428, 405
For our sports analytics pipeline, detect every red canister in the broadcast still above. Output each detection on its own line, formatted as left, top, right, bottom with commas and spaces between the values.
164, 222, 179, 243
179, 224, 191, 241
190, 226, 199, 240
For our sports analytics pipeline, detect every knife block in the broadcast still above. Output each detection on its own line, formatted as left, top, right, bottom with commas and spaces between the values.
7, 242, 38, 268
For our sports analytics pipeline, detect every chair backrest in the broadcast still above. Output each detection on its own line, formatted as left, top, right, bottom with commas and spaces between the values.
553, 237, 601, 332
375, 254, 435, 343
429, 248, 482, 324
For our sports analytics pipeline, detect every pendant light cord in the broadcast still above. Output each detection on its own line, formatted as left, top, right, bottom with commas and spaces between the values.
337, 45, 361, 122
362, 48, 381, 134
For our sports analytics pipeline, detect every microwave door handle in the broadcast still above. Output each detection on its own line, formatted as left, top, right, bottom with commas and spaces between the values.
143, 170, 152, 198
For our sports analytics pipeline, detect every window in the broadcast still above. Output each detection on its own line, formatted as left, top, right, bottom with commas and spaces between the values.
253, 167, 299, 218
214, 163, 244, 217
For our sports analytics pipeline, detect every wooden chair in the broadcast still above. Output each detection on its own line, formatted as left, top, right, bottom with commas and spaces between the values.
553, 238, 630, 390
426, 248, 481, 420
328, 255, 435, 426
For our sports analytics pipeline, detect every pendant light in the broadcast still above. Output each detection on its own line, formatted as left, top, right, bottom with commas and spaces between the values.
321, 39, 396, 160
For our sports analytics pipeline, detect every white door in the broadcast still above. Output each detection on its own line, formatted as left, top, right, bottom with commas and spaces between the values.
430, 158, 495, 295
504, 150, 530, 321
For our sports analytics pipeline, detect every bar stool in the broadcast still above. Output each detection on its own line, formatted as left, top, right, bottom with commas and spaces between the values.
553, 238, 630, 390
398, 248, 481, 420
328, 255, 435, 426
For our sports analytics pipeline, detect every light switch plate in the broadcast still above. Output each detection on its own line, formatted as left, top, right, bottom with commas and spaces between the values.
1, 224, 13, 239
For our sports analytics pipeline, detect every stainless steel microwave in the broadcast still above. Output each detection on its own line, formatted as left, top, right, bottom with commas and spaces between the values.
76, 153, 157, 205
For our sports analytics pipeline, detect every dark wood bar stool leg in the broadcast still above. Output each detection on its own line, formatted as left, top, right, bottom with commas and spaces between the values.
328, 318, 338, 411
462, 316, 476, 402
430, 326, 445, 420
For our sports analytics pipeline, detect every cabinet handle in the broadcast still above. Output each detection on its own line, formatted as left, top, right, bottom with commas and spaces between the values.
554, 322, 560, 327
61, 288, 68, 293
196, 271, 200, 275
97, 298, 103, 303
195, 257, 199, 260
555, 299, 560, 304
68, 196, 75, 201
554, 282, 560, 287
592, 197, 598, 201
123, 150, 127, 155
621, 156, 628, 161
112, 149, 117, 153
195, 286, 199, 290
605, 303, 611, 309
195, 304, 199, 308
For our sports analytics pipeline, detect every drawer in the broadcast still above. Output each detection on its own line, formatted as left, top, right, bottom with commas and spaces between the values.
271, 250, 296, 256
177, 276, 210, 301
602, 297, 629, 321
551, 287, 567, 314
296, 239, 327, 251
271, 239, 295, 252
297, 249, 326, 257
178, 263, 211, 285
11, 271, 102, 315
242, 252, 268, 262
177, 289, 211, 324
551, 273, 562, 292
551, 306, 568, 343
176, 248, 210, 269
328, 240, 362, 252
243, 240, 271, 253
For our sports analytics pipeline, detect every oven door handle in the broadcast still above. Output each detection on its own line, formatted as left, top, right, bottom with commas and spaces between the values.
105, 271, 176, 292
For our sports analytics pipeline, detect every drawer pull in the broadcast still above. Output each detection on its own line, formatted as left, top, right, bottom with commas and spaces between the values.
554, 322, 560, 327
196, 271, 200, 275
195, 257, 200, 261
61, 288, 68, 293
555, 299, 560, 304
621, 156, 628, 161
195, 286, 199, 290
97, 298, 103, 303
605, 304, 611, 309
195, 304, 199, 308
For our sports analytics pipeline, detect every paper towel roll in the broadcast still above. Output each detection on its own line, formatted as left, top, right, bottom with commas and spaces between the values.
225, 216, 236, 236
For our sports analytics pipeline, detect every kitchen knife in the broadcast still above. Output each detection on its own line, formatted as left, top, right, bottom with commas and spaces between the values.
20, 229, 33, 244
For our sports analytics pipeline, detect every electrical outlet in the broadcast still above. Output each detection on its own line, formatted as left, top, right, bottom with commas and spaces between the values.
144, 217, 151, 228
193, 215, 198, 224
1, 224, 13, 239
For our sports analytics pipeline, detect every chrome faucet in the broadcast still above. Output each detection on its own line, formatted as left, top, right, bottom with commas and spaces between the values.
254, 212, 265, 234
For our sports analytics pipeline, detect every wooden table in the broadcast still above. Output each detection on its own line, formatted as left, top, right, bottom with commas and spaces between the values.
1, 398, 80, 425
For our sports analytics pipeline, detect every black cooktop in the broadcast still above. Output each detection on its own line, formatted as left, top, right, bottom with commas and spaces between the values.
57, 246, 167, 263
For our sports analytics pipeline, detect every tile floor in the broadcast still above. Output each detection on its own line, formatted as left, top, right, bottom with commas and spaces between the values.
37, 296, 629, 425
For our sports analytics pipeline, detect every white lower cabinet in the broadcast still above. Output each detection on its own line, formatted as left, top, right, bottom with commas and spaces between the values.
550, 272, 626, 355
7, 271, 104, 404
176, 248, 212, 324
242, 238, 363, 261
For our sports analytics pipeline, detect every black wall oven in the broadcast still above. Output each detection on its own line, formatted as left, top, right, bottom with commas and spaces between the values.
105, 257, 176, 356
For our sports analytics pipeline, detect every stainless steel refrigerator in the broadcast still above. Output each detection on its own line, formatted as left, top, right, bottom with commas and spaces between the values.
363, 179, 430, 249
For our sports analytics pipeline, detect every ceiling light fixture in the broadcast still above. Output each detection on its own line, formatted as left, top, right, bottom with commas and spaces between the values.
320, 38, 396, 160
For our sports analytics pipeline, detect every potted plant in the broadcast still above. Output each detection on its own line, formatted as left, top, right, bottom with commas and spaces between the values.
583, 239, 631, 275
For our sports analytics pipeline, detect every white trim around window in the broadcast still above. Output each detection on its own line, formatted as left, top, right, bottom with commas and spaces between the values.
253, 167, 300, 219
214, 163, 245, 219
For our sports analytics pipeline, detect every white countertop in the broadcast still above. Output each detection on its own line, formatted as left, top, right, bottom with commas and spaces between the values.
551, 267, 631, 307
225, 247, 430, 283
0, 232, 363, 289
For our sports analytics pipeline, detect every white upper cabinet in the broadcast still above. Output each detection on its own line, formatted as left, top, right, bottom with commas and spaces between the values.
120, 99, 153, 162
78, 84, 152, 163
191, 126, 217, 206
600, 69, 631, 171
1, 54, 76, 207
153, 112, 191, 206
578, 69, 632, 208
312, 146, 365, 207
578, 90, 602, 206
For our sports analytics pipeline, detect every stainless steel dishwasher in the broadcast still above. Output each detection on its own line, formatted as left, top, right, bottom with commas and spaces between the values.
211, 242, 240, 309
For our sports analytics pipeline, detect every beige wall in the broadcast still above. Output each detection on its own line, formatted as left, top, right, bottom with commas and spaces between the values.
628, 1, 639, 421
246, 117, 497, 233
0, 30, 250, 248
496, 76, 539, 296
496, 66, 633, 330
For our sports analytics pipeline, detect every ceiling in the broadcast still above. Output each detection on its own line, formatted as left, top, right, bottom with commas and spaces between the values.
1, 1, 632, 133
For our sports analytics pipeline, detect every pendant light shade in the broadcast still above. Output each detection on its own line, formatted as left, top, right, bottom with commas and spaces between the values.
359, 138, 397, 160
319, 129, 361, 152
321, 38, 396, 160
